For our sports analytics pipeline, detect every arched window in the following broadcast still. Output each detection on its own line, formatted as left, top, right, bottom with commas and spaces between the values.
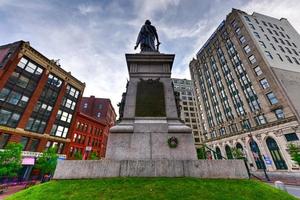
225, 145, 233, 159
266, 137, 287, 170
249, 140, 265, 169
215, 147, 222, 160
236, 143, 243, 151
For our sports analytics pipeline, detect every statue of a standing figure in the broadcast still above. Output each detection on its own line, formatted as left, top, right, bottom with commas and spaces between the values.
134, 20, 161, 52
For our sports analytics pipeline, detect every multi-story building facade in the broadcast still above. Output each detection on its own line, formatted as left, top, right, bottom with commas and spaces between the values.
172, 78, 203, 147
67, 95, 116, 159
0, 41, 85, 179
190, 9, 300, 171
68, 112, 109, 159
80, 96, 116, 126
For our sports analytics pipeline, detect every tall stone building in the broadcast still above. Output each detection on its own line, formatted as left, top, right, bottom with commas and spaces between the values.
172, 78, 203, 147
190, 9, 300, 171
0, 41, 85, 179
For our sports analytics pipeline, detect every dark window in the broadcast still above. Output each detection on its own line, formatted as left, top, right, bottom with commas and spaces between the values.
0, 133, 11, 148
20, 136, 29, 150
28, 138, 40, 152
284, 133, 299, 142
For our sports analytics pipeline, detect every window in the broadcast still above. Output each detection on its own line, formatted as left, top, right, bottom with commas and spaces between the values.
20, 136, 29, 150
260, 78, 270, 89
278, 45, 285, 53
249, 23, 255, 30
277, 54, 283, 61
280, 26, 284, 31
285, 40, 291, 46
259, 41, 266, 48
253, 32, 260, 38
265, 51, 273, 59
286, 55, 293, 63
254, 19, 259, 24
254, 66, 262, 76
255, 115, 267, 125
267, 28, 273, 34
284, 133, 299, 142
28, 139, 39, 152
292, 49, 299, 56
292, 57, 300, 65
0, 109, 21, 128
292, 42, 297, 48
259, 26, 264, 32
266, 92, 278, 105
244, 16, 251, 22
98, 104, 103, 109
241, 119, 251, 130
239, 36, 246, 44
248, 55, 256, 64
0, 133, 10, 149
83, 103, 88, 109
262, 21, 267, 26
279, 38, 285, 45
265, 34, 270, 41
274, 108, 284, 119
285, 47, 292, 54
273, 37, 278, 43
270, 43, 276, 50
235, 28, 241, 35
243, 45, 251, 54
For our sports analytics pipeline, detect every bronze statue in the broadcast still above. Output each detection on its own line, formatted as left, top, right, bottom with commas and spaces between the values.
134, 20, 161, 52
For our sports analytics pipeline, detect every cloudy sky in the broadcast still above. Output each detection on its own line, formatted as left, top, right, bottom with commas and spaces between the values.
1, 0, 300, 112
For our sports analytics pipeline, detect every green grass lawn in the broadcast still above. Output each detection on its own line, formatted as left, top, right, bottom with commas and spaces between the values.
6, 178, 297, 200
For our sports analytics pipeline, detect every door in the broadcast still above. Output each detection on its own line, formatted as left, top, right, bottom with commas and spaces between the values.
266, 137, 288, 170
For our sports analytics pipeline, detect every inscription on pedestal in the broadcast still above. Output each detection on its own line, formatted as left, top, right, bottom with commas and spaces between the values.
135, 79, 166, 117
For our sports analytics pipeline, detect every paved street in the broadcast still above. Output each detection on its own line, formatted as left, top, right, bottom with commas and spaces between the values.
285, 185, 300, 198
270, 184, 300, 198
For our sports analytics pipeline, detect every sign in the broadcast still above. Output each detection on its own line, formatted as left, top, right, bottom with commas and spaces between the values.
85, 146, 92, 151
22, 157, 35, 165
263, 155, 272, 165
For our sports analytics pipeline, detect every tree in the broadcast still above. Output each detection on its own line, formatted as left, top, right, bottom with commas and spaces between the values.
0, 142, 22, 178
74, 151, 83, 160
35, 147, 58, 175
196, 147, 206, 159
89, 152, 99, 160
232, 147, 244, 159
288, 144, 300, 165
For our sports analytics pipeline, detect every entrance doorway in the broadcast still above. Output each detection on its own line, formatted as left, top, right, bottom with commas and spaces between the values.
266, 137, 288, 170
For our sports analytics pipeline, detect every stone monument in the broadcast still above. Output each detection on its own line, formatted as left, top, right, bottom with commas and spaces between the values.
106, 20, 197, 160
53, 20, 248, 179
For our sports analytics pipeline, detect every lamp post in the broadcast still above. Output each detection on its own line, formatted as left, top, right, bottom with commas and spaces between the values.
248, 132, 270, 181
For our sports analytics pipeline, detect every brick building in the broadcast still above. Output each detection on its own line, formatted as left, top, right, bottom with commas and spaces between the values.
190, 9, 300, 171
0, 41, 85, 179
68, 112, 109, 159
67, 96, 116, 159
80, 96, 116, 126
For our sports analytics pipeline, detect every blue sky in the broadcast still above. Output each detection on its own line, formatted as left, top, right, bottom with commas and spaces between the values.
1, 0, 300, 112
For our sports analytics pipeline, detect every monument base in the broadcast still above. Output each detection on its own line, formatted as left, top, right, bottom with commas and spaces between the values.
53, 159, 248, 179
106, 118, 197, 160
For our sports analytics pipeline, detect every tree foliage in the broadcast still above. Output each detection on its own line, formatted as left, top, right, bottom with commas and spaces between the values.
74, 151, 83, 160
288, 143, 300, 165
196, 147, 206, 159
0, 142, 23, 178
35, 147, 58, 175
232, 148, 244, 159
89, 152, 99, 160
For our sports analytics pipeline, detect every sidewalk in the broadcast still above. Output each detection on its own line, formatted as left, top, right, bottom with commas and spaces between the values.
0, 185, 24, 200
252, 171, 300, 186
